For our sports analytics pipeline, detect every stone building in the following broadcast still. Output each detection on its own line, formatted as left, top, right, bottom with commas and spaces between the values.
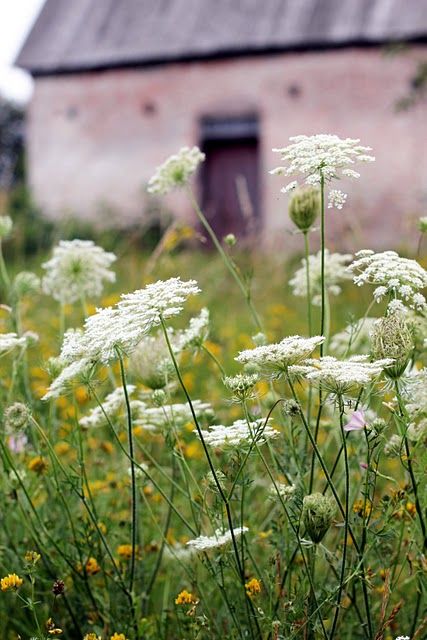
17, 0, 427, 249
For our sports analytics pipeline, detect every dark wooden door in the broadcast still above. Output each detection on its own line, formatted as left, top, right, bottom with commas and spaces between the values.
200, 137, 259, 240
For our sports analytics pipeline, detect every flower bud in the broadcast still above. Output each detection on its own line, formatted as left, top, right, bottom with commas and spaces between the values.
0, 216, 13, 239
4, 402, 31, 433
252, 332, 267, 347
371, 313, 413, 379
302, 492, 336, 543
288, 187, 320, 232
152, 389, 166, 407
224, 233, 236, 247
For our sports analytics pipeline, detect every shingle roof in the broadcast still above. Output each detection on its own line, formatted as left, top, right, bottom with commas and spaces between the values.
17, 0, 427, 75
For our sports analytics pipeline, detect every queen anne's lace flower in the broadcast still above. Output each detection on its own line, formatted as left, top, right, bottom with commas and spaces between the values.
133, 399, 213, 431
79, 385, 137, 428
328, 189, 347, 210
289, 250, 353, 305
291, 355, 393, 394
43, 278, 200, 399
236, 335, 324, 374
198, 419, 278, 448
270, 134, 374, 196
348, 250, 427, 311
186, 527, 248, 552
270, 483, 296, 501
147, 146, 205, 194
0, 332, 30, 354
42, 240, 116, 304
175, 308, 209, 350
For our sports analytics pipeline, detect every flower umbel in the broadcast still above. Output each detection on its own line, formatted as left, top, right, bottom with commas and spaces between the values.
147, 146, 205, 194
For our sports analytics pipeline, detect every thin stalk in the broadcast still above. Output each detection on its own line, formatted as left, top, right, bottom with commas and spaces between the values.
115, 347, 138, 594
319, 172, 326, 354
303, 230, 313, 336
329, 397, 350, 640
186, 185, 263, 332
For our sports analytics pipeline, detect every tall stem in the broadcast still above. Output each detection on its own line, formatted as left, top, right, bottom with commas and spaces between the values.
329, 397, 350, 639
186, 186, 264, 332
319, 173, 326, 354
303, 231, 312, 336
115, 349, 138, 595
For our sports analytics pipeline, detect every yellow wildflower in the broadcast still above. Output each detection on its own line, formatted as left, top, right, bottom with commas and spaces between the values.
353, 499, 372, 518
28, 455, 49, 475
83, 557, 101, 576
1, 573, 23, 591
24, 550, 41, 565
46, 617, 63, 635
175, 589, 197, 605
117, 544, 139, 559
406, 501, 417, 517
83, 634, 102, 640
111, 634, 128, 640
245, 578, 262, 598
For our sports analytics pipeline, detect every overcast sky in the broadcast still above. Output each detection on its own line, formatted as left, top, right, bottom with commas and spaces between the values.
0, 0, 45, 103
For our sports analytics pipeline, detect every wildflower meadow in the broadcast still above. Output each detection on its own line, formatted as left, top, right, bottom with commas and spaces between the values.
0, 134, 426, 640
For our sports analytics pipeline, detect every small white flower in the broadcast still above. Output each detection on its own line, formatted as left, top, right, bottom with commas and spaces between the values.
329, 318, 377, 357
327, 189, 347, 210
186, 527, 248, 552
291, 355, 394, 394
0, 332, 29, 354
289, 250, 353, 305
270, 483, 296, 501
176, 308, 210, 350
147, 146, 205, 194
348, 250, 427, 312
236, 335, 324, 374
42, 239, 116, 304
198, 418, 278, 448
133, 399, 213, 431
271, 134, 374, 195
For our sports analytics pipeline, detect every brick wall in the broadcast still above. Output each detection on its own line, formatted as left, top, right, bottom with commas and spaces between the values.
27, 47, 427, 250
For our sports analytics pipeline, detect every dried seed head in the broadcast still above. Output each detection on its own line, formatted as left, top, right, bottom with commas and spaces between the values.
302, 492, 336, 543
371, 314, 413, 379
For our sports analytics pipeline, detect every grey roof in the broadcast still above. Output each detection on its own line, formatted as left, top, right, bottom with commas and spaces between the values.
17, 0, 427, 74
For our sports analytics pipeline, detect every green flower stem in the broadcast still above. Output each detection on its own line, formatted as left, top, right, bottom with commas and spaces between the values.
329, 397, 350, 640
115, 347, 138, 596
304, 230, 313, 336
186, 185, 264, 332
394, 380, 427, 550
319, 172, 326, 353
160, 315, 262, 640
0, 239, 10, 291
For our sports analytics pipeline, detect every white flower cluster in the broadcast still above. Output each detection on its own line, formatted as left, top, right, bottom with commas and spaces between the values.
328, 189, 347, 210
42, 239, 116, 304
289, 250, 353, 305
43, 278, 200, 399
175, 307, 210, 350
79, 385, 136, 428
198, 418, 278, 448
291, 355, 393, 394
348, 250, 427, 312
0, 332, 38, 354
270, 482, 297, 501
236, 335, 324, 374
134, 399, 213, 431
186, 527, 248, 552
270, 134, 374, 193
147, 146, 205, 195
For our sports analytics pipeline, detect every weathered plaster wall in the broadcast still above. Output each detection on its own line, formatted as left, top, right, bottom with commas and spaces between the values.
27, 47, 427, 250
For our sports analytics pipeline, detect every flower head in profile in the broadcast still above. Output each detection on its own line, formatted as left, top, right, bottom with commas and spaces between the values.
348, 250, 427, 312
270, 134, 375, 195
236, 335, 324, 375
291, 355, 394, 395
186, 527, 248, 553
147, 146, 205, 194
79, 385, 136, 429
42, 239, 116, 304
198, 418, 278, 448
290, 250, 353, 305
43, 278, 200, 399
